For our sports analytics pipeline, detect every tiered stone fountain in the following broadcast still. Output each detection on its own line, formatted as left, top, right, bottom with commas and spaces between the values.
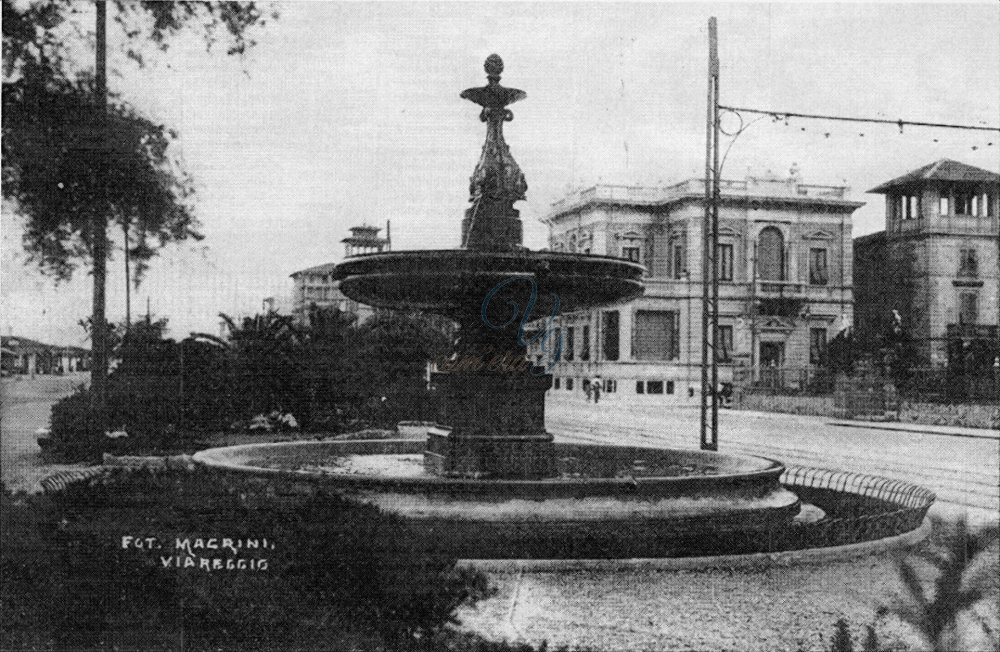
194, 56, 847, 559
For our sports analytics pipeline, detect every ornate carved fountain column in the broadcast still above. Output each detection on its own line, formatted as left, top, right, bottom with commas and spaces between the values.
425, 55, 555, 479
460, 53, 528, 252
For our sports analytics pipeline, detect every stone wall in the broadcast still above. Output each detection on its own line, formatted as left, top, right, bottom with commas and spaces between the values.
733, 393, 846, 418
897, 400, 1000, 430
733, 390, 999, 430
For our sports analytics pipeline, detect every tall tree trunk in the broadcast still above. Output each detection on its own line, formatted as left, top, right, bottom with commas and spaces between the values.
90, 0, 108, 427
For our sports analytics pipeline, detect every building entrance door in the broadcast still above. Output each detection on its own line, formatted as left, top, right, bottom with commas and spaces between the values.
759, 342, 785, 368
759, 341, 785, 389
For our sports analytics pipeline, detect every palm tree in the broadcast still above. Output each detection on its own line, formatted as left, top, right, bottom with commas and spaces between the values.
878, 518, 999, 651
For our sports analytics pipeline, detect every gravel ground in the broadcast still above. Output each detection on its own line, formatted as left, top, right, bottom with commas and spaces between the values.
457, 552, 998, 651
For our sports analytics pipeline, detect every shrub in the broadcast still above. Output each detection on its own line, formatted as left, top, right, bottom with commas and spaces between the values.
47, 386, 105, 461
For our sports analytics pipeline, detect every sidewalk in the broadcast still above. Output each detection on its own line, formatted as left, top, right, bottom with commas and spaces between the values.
825, 418, 998, 440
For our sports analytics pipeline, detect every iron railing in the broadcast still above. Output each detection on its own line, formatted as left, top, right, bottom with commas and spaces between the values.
781, 466, 935, 548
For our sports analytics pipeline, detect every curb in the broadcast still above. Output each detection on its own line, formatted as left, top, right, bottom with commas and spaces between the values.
828, 421, 999, 441
458, 516, 932, 573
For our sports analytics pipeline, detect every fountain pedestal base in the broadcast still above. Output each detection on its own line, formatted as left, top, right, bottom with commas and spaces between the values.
424, 428, 554, 478
425, 369, 555, 478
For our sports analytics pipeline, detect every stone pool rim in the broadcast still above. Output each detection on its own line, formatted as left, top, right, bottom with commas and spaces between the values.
191, 438, 791, 499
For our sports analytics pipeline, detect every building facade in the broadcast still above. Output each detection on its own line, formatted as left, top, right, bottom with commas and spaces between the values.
854, 159, 1000, 367
533, 174, 862, 402
1, 336, 90, 375
289, 224, 390, 326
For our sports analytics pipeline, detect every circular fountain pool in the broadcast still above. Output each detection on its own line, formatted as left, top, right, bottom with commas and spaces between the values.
194, 439, 802, 559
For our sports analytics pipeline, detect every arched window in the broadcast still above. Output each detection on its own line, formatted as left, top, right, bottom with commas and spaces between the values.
757, 227, 784, 281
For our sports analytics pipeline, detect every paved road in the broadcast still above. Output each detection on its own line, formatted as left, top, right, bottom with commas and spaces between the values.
1, 374, 90, 493
545, 396, 1000, 525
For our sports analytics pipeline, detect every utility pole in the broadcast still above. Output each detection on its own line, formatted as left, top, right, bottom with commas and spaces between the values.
700, 17, 720, 451
90, 0, 108, 428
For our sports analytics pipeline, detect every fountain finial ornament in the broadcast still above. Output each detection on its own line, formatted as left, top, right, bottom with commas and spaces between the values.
460, 54, 528, 250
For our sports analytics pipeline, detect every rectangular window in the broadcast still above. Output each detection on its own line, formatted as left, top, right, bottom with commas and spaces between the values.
602, 311, 620, 361
718, 325, 733, 362
959, 293, 978, 325
566, 378, 574, 391
553, 377, 560, 389
646, 380, 664, 394
633, 310, 680, 361
581, 324, 591, 361
810, 328, 828, 365
604, 379, 617, 393
672, 242, 686, 278
958, 248, 979, 278
717, 243, 734, 281
622, 246, 640, 262
809, 248, 829, 286
666, 380, 675, 395
635, 380, 644, 394
939, 196, 949, 215
565, 326, 575, 361
955, 193, 973, 216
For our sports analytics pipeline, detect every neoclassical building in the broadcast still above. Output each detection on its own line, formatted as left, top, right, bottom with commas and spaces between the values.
532, 174, 862, 402
854, 159, 999, 367
289, 224, 390, 326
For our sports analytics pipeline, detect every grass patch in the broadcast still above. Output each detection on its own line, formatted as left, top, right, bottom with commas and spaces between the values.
1, 470, 512, 651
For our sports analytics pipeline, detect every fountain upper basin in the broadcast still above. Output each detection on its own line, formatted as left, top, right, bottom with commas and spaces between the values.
334, 249, 645, 317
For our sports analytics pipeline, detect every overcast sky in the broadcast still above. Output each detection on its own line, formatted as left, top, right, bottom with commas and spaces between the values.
3, 2, 999, 345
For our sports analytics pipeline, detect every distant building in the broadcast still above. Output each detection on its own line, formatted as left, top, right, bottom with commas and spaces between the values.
341, 224, 390, 257
533, 174, 862, 402
854, 159, 1000, 367
1, 336, 89, 375
289, 223, 391, 326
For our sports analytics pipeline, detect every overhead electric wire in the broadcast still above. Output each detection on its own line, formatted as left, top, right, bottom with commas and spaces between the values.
718, 105, 1000, 133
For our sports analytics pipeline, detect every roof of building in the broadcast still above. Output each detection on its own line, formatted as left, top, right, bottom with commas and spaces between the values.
289, 262, 339, 279
341, 236, 388, 245
868, 159, 1000, 193
543, 176, 864, 223
1, 335, 89, 354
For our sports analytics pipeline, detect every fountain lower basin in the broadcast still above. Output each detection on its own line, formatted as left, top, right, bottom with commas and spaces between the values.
194, 439, 801, 558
